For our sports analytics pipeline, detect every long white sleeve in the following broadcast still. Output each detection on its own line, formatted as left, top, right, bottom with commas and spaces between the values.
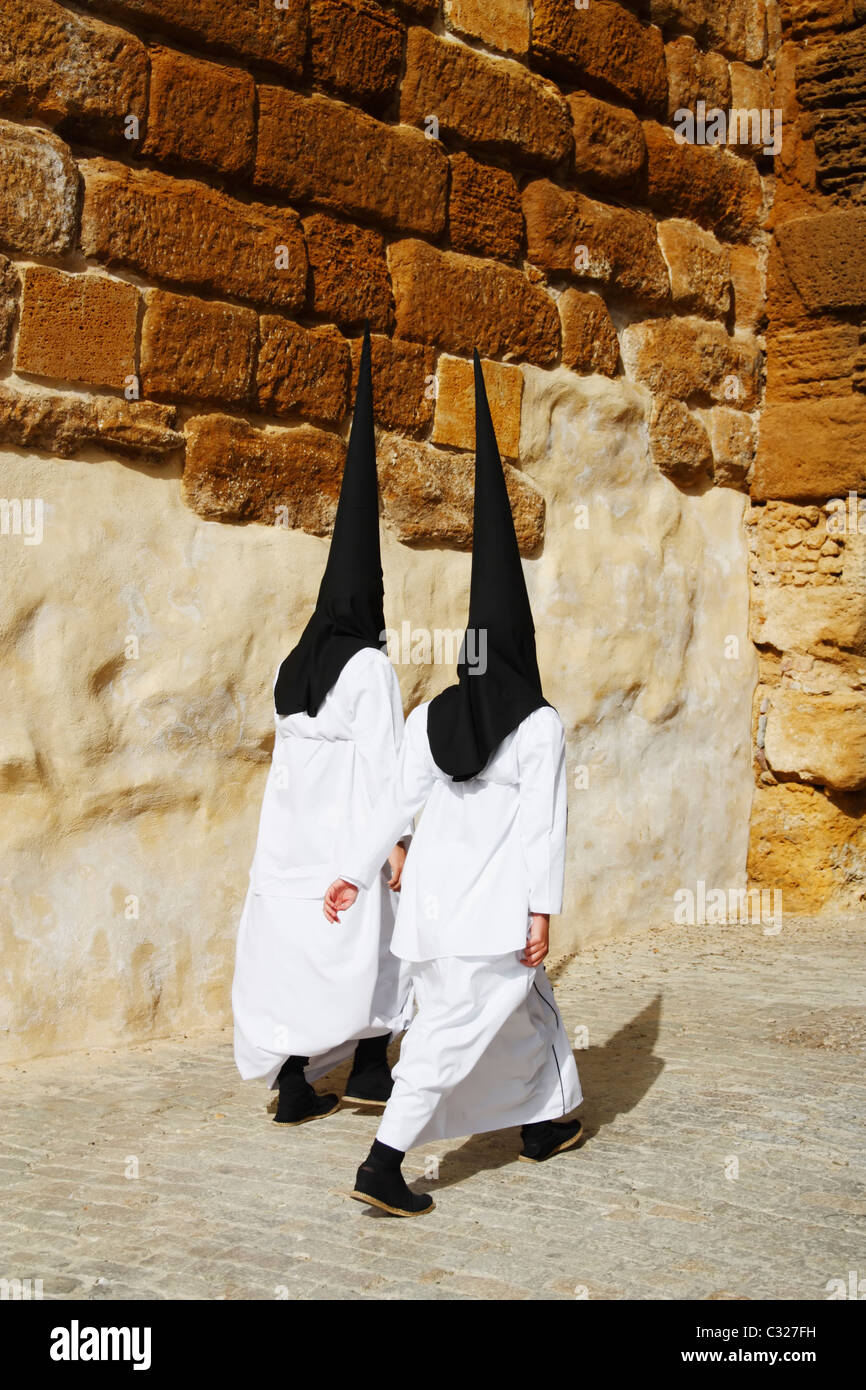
340, 706, 436, 889
346, 650, 406, 805
516, 707, 568, 915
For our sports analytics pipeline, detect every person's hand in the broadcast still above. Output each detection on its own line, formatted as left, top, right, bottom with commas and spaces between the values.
387, 843, 407, 891
324, 879, 358, 923
521, 913, 549, 967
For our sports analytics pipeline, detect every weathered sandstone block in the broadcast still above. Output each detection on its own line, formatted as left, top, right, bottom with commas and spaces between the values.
255, 88, 447, 238
622, 317, 761, 407
16, 267, 138, 390
753, 399, 866, 500
74, 0, 307, 76
389, 239, 560, 364
432, 356, 524, 458
303, 213, 394, 333
764, 691, 866, 791
401, 27, 571, 166
448, 152, 523, 263
0, 384, 182, 457
377, 433, 544, 552
532, 0, 668, 116
310, 0, 404, 108
0, 122, 78, 256
443, 0, 531, 56
558, 289, 620, 377
643, 121, 763, 241
567, 92, 646, 190
648, 395, 714, 486
183, 415, 346, 530
141, 290, 258, 406
80, 159, 307, 311
142, 46, 255, 177
348, 334, 435, 436
257, 319, 349, 425
523, 179, 670, 307
657, 219, 731, 320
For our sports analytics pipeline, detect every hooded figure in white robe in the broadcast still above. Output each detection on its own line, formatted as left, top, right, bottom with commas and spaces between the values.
232, 327, 413, 1125
324, 353, 582, 1216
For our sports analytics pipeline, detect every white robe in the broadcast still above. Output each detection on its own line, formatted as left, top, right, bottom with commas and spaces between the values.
232, 647, 413, 1088
341, 702, 582, 1151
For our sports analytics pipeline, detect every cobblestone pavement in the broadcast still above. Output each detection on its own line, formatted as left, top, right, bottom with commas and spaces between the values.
1, 917, 864, 1301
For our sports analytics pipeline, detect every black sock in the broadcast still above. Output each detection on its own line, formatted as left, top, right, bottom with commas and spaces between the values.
352, 1033, 390, 1071
277, 1055, 309, 1086
368, 1138, 404, 1171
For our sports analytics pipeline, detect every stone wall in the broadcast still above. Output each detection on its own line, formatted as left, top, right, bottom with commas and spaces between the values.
747, 1, 866, 911
0, 0, 776, 1060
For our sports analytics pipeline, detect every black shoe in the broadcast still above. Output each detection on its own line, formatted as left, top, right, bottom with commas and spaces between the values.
519, 1117, 584, 1163
350, 1160, 434, 1217
274, 1087, 340, 1126
343, 1062, 393, 1107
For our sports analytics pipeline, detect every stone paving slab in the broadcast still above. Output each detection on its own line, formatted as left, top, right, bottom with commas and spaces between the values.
0, 917, 864, 1301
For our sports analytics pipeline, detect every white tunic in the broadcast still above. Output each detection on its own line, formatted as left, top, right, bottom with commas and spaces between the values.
343, 702, 569, 959
232, 646, 412, 1087
341, 703, 581, 1151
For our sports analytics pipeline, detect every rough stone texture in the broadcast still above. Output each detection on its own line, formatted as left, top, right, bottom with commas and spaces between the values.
74, 0, 308, 77
643, 121, 763, 242
749, 786, 866, 911
522, 179, 671, 307
389, 239, 560, 364
309, 0, 404, 109
567, 92, 646, 191
558, 288, 620, 377
183, 415, 347, 530
648, 0, 767, 61
448, 152, 523, 263
729, 245, 765, 331
140, 289, 258, 406
764, 691, 866, 791
0, 0, 147, 144
0, 121, 79, 256
141, 45, 255, 177
532, 0, 668, 116
781, 0, 864, 40
753, 399, 866, 500
658, 218, 732, 320
775, 211, 866, 312
648, 394, 714, 487
622, 318, 761, 409
0, 384, 182, 456
303, 213, 395, 333
15, 266, 138, 390
348, 333, 435, 436
400, 27, 571, 167
255, 87, 448, 238
699, 406, 755, 489
431, 355, 524, 458
377, 432, 543, 550
797, 25, 866, 201
80, 158, 307, 311
443, 0, 531, 57
729, 61, 775, 155
665, 36, 732, 122
0, 254, 18, 362
257, 319, 349, 426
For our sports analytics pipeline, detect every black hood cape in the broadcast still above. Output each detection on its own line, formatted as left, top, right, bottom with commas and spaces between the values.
426, 350, 549, 782
273, 325, 386, 719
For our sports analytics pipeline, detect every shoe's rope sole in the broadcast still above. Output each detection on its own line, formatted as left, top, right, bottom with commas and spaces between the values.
341, 1095, 388, 1108
273, 1098, 341, 1127
518, 1123, 584, 1163
349, 1190, 435, 1218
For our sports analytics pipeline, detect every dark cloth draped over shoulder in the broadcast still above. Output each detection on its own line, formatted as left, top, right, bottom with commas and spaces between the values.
273, 326, 386, 718
427, 351, 549, 781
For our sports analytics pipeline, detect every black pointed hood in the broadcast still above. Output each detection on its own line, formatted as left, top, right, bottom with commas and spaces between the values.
273, 325, 385, 718
427, 351, 548, 780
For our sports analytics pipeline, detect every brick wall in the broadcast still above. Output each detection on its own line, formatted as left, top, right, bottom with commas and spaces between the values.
0, 0, 770, 554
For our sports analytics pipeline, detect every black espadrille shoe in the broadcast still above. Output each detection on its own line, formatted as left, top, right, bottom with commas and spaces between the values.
274, 1087, 339, 1125
519, 1117, 584, 1163
350, 1161, 434, 1217
343, 1063, 393, 1106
